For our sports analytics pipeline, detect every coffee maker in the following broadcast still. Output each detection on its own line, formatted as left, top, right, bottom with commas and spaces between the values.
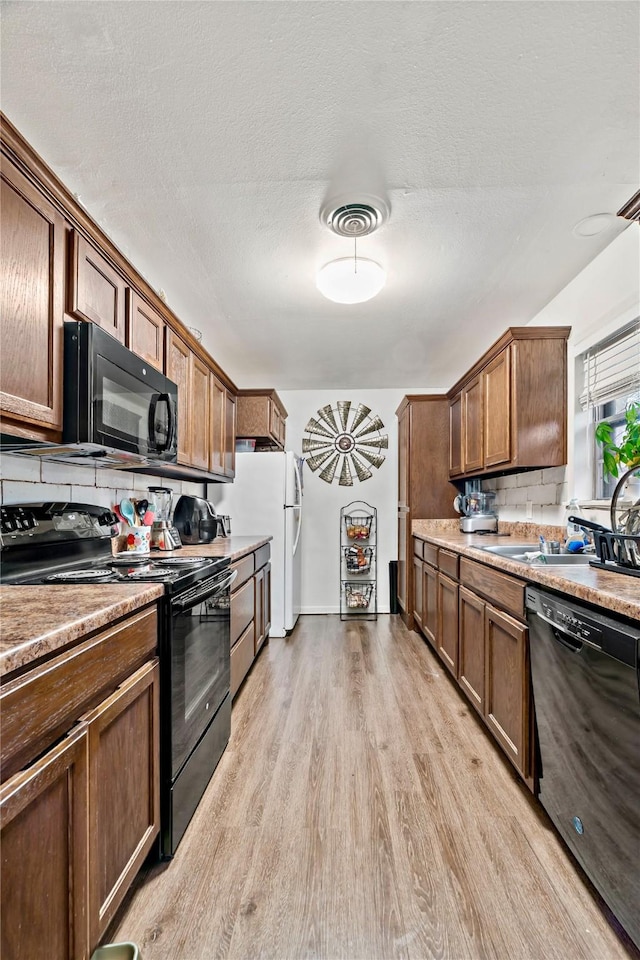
458, 481, 498, 533
147, 486, 182, 550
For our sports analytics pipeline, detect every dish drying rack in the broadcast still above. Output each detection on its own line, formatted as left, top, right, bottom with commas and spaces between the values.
340, 501, 377, 620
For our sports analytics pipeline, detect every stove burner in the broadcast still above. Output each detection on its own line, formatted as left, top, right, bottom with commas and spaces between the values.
122, 568, 174, 580
110, 555, 153, 566
154, 557, 210, 567
45, 569, 115, 583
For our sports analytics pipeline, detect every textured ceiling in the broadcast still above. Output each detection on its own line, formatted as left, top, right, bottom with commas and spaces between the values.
1, 1, 638, 389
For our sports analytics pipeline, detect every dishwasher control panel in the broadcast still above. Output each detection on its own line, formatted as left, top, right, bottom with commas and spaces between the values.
526, 586, 639, 667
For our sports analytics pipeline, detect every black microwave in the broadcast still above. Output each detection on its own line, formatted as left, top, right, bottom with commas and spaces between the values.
63, 321, 178, 463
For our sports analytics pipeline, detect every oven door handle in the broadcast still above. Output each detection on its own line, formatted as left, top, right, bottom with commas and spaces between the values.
172, 569, 237, 610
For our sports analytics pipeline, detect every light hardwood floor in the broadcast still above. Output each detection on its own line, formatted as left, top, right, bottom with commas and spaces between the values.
109, 615, 638, 960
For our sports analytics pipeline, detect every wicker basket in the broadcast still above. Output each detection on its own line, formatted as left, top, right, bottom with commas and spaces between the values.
344, 514, 373, 541
344, 582, 374, 609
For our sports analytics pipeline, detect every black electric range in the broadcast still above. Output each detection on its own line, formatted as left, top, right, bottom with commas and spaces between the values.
1, 502, 234, 858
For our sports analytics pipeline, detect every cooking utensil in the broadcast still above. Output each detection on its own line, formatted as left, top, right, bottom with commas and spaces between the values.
567, 515, 611, 533
119, 498, 136, 526
142, 510, 155, 526
112, 504, 126, 525
136, 498, 149, 521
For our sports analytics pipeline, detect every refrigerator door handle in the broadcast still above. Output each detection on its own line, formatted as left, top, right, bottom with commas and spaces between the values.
292, 506, 302, 556
292, 454, 302, 506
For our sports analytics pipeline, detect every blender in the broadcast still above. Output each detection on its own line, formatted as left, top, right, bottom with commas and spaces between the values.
147, 486, 182, 550
459, 484, 498, 533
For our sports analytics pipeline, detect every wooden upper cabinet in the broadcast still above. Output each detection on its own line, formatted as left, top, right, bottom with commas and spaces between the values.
126, 289, 165, 370
448, 327, 570, 479
190, 354, 211, 471
166, 329, 191, 465
209, 373, 226, 477
462, 375, 484, 473
236, 390, 287, 449
449, 393, 462, 476
225, 390, 236, 478
483, 347, 511, 467
69, 231, 126, 342
0, 157, 64, 435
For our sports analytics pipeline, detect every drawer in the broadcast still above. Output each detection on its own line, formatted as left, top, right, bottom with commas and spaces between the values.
423, 542, 439, 567
231, 577, 254, 646
0, 606, 157, 781
232, 553, 255, 591
254, 543, 270, 573
231, 621, 255, 698
459, 557, 525, 621
413, 537, 424, 560
438, 548, 459, 580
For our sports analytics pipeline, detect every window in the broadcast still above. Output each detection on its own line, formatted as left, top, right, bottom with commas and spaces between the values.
579, 319, 640, 499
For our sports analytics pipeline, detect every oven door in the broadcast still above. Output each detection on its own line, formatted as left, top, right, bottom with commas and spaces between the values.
168, 568, 237, 778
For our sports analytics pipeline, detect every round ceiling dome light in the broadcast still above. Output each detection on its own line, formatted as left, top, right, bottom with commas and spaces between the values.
316, 257, 386, 304
572, 213, 615, 238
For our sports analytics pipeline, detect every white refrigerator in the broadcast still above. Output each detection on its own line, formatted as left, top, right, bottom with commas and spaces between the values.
223, 451, 303, 637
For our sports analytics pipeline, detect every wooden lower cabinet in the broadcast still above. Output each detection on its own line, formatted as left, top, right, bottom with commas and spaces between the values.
458, 586, 486, 714
437, 573, 459, 677
1, 725, 89, 960
85, 660, 160, 946
0, 607, 159, 959
485, 605, 529, 776
230, 545, 271, 698
422, 560, 438, 645
412, 555, 423, 631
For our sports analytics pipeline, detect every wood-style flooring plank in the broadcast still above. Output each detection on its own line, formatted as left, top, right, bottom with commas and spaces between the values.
109, 615, 638, 960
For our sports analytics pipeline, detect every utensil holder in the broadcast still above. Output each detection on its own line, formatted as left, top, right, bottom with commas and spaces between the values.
118, 525, 152, 555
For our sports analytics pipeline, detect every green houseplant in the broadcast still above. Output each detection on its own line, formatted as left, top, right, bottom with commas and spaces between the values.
595, 401, 640, 478
595, 401, 640, 534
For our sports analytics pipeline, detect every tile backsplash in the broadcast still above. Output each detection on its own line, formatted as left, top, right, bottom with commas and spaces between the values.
0, 454, 205, 510
482, 466, 568, 524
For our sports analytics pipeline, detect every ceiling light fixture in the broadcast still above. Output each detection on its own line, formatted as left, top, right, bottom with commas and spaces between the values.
316, 198, 389, 304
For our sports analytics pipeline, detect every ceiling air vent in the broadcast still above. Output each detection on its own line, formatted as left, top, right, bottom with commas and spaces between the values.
320, 194, 390, 237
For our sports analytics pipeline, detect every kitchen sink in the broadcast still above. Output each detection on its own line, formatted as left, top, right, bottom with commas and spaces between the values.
478, 544, 592, 565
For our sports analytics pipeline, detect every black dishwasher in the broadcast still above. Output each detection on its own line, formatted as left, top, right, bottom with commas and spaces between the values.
527, 587, 640, 949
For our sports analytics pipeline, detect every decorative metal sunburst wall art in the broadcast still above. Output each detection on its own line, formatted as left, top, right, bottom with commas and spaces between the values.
302, 402, 388, 485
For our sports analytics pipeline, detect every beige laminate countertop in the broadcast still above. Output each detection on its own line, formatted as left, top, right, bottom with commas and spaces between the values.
0, 583, 164, 678
412, 522, 640, 622
0, 536, 272, 679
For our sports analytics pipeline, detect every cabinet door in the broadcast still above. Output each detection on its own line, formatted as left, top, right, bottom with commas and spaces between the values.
268, 400, 280, 444
458, 586, 485, 714
397, 507, 409, 616
462, 375, 483, 472
209, 373, 226, 476
484, 605, 529, 776
224, 390, 236, 478
70, 231, 126, 342
437, 573, 459, 677
449, 393, 463, 476
126, 289, 165, 370
254, 567, 265, 655
0, 160, 64, 433
422, 561, 438, 645
484, 348, 511, 467
1, 725, 89, 960
166, 329, 191, 465
86, 659, 160, 947
413, 555, 423, 632
190, 353, 211, 471
263, 562, 271, 638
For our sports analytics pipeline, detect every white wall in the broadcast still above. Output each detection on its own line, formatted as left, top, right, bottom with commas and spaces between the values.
484, 226, 640, 524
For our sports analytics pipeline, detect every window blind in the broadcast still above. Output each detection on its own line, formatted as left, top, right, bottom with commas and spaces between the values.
580, 319, 640, 410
